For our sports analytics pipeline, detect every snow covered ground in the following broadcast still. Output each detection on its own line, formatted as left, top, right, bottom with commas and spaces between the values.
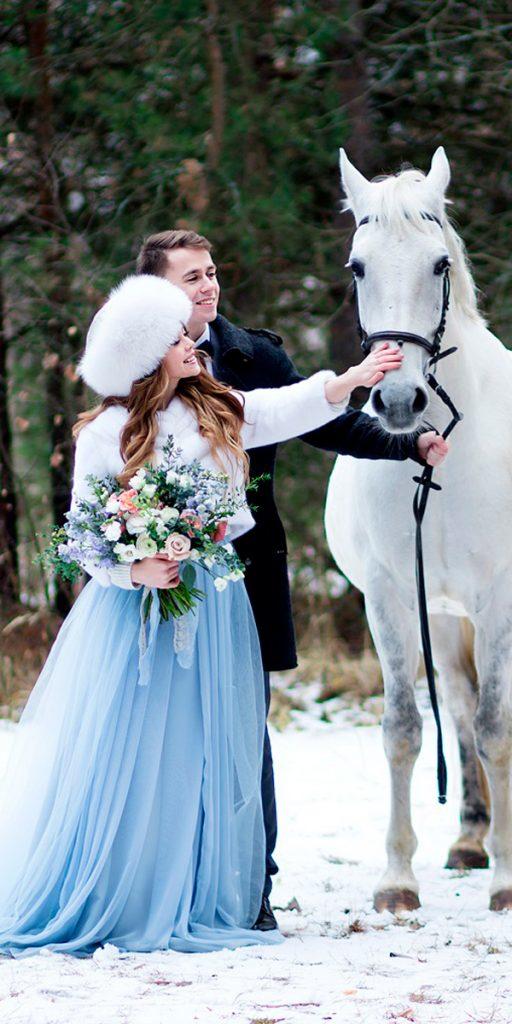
0, 686, 511, 1024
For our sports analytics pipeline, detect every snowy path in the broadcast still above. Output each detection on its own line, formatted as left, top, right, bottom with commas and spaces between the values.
0, 693, 511, 1024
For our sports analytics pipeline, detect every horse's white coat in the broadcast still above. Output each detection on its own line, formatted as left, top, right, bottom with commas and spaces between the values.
325, 148, 512, 910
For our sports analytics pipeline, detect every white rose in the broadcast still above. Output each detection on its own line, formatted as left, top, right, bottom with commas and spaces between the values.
103, 520, 122, 542
129, 470, 146, 490
160, 506, 179, 524
125, 514, 147, 535
105, 495, 120, 514
213, 577, 228, 592
164, 533, 191, 561
135, 533, 158, 557
141, 483, 157, 498
166, 470, 179, 485
179, 474, 193, 488
227, 569, 244, 582
114, 543, 138, 563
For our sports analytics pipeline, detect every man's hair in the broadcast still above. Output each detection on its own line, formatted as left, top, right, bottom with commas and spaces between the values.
136, 230, 213, 277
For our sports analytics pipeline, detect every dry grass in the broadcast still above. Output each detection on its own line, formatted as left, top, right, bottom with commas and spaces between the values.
290, 585, 383, 700
290, 635, 382, 702
0, 602, 61, 718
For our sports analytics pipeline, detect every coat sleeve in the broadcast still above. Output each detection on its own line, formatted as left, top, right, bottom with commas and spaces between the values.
269, 346, 424, 463
71, 425, 141, 590
237, 371, 349, 450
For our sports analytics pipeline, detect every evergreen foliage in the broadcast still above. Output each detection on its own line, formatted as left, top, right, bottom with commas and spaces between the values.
0, 0, 510, 605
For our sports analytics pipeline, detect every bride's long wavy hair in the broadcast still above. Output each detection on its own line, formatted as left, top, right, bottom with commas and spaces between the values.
73, 355, 248, 487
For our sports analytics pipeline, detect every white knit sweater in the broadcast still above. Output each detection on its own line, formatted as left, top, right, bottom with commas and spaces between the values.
71, 371, 348, 589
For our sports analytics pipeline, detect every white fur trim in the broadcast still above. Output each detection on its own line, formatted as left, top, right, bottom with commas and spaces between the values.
78, 275, 193, 397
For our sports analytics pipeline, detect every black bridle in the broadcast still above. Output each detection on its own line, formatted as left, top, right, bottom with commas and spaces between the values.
352, 224, 463, 805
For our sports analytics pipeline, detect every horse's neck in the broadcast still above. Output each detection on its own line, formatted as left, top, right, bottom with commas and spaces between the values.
426, 309, 512, 433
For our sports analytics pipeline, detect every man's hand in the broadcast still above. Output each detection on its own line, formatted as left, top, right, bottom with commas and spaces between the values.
417, 430, 450, 467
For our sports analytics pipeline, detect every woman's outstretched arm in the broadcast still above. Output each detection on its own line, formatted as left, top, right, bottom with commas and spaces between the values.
239, 345, 402, 450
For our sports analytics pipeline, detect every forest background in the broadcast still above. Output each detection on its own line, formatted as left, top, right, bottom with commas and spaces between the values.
0, 1, 511, 706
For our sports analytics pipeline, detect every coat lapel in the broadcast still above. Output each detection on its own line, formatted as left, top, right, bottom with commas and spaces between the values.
209, 317, 254, 389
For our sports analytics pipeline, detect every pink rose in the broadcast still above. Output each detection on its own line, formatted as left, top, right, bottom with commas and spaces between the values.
118, 488, 139, 514
164, 532, 192, 561
213, 520, 228, 543
179, 510, 203, 536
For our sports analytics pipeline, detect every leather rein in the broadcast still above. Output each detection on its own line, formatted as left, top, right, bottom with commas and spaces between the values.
353, 214, 463, 804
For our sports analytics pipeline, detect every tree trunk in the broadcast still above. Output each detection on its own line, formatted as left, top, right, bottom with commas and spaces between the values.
0, 263, 20, 602
206, 0, 226, 172
326, 0, 379, 395
24, 1, 73, 614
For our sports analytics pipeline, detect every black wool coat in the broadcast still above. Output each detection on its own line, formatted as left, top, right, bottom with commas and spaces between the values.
208, 314, 421, 672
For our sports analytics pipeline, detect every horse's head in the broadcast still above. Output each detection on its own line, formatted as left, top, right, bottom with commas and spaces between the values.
341, 148, 453, 433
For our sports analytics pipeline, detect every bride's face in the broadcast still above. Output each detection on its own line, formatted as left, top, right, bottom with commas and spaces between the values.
162, 330, 201, 381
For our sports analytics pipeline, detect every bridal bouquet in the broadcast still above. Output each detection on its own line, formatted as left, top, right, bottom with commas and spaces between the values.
42, 437, 247, 620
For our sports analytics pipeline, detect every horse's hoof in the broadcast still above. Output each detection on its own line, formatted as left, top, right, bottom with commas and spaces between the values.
373, 888, 420, 914
490, 889, 512, 912
445, 846, 489, 870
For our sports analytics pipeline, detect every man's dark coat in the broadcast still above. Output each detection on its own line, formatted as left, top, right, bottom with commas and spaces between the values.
208, 314, 421, 672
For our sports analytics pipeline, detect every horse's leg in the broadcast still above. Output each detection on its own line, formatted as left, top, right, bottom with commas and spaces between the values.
473, 587, 512, 910
364, 572, 422, 912
429, 614, 490, 870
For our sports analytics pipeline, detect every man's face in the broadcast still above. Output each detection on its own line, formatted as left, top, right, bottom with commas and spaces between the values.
161, 247, 220, 340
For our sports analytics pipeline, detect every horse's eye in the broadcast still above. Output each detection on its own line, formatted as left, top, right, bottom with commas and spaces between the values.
348, 259, 365, 279
434, 255, 451, 275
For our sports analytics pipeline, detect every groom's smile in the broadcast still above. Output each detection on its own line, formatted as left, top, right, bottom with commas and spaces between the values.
161, 246, 220, 341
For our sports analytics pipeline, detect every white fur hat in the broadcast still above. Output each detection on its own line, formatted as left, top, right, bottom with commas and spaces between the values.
78, 274, 193, 397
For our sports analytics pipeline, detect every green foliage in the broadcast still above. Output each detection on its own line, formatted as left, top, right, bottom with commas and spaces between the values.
362, 1, 512, 342
0, 0, 511, 601
36, 526, 82, 584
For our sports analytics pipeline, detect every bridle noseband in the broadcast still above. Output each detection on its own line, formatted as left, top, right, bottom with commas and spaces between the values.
352, 213, 463, 805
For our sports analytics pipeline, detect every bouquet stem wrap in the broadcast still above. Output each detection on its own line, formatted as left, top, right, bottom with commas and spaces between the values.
137, 587, 161, 686
137, 582, 201, 684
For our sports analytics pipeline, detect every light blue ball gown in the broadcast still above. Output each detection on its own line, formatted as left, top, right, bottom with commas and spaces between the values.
0, 569, 283, 957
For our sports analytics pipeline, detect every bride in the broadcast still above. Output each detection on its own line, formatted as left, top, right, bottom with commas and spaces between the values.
0, 273, 403, 957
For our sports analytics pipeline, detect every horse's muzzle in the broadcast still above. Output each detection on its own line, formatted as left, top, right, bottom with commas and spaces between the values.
372, 381, 429, 432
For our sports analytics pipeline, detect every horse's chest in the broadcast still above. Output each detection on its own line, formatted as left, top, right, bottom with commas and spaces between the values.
362, 461, 510, 611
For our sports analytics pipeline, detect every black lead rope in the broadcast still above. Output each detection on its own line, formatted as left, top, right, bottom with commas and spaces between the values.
353, 259, 463, 803
412, 350, 463, 804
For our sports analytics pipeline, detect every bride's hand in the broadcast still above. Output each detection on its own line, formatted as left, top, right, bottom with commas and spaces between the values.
324, 343, 404, 404
130, 554, 181, 589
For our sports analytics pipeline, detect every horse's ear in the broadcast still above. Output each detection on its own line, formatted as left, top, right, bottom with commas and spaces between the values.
339, 149, 370, 215
424, 147, 451, 210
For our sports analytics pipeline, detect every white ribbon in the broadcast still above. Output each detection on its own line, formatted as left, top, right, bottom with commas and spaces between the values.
137, 587, 199, 684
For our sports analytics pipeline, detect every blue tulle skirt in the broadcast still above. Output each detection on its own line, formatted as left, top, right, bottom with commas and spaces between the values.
0, 571, 283, 957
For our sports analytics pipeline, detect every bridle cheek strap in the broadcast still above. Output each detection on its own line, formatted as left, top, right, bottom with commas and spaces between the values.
357, 271, 451, 364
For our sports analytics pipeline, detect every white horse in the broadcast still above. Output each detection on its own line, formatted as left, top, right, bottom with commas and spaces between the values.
325, 147, 512, 913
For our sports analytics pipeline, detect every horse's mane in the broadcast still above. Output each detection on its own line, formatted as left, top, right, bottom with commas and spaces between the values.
345, 168, 485, 326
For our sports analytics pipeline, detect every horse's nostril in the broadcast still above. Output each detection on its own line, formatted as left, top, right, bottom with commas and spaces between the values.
412, 388, 428, 414
373, 389, 386, 414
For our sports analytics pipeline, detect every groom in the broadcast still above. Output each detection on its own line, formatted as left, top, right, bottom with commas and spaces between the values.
136, 229, 448, 930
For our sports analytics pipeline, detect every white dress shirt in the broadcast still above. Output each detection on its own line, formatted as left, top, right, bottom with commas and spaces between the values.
194, 325, 213, 373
